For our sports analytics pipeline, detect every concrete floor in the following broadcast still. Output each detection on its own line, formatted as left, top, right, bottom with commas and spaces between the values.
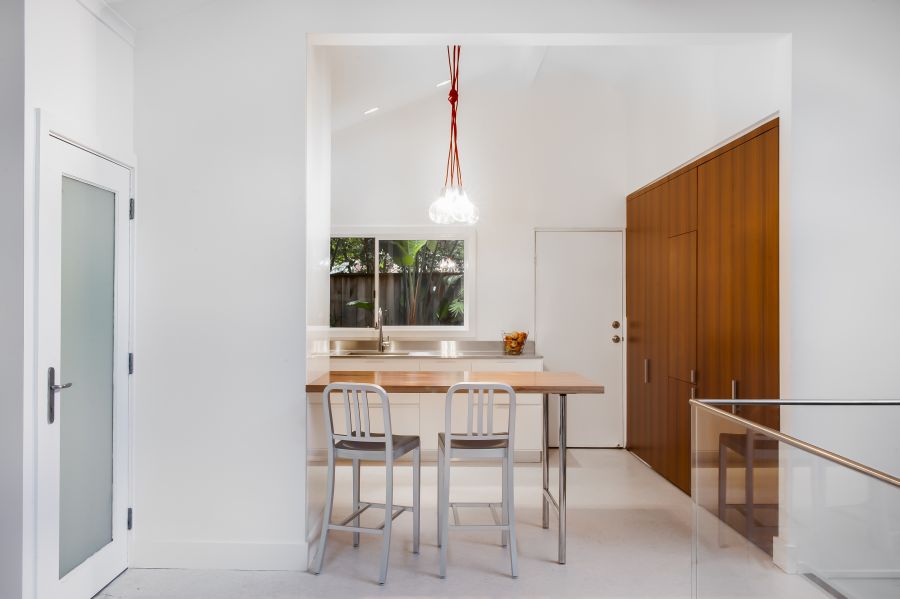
98, 450, 827, 599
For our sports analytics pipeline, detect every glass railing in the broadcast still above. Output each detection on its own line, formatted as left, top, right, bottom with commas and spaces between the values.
691, 400, 900, 599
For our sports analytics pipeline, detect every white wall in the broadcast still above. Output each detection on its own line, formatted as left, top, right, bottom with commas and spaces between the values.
1, 2, 25, 597
331, 43, 781, 340
131, 0, 900, 573
131, 0, 307, 570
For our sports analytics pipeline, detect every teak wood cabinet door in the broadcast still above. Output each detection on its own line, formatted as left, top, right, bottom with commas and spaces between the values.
625, 120, 779, 492
626, 183, 668, 467
698, 127, 779, 427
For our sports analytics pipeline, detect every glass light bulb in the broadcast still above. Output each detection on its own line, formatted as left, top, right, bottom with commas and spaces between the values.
429, 185, 479, 225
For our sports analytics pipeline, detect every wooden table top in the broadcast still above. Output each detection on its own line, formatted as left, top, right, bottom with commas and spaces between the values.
305, 370, 604, 395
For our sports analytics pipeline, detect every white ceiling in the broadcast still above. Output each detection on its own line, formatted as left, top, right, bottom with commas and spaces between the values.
107, 0, 215, 30
328, 46, 547, 131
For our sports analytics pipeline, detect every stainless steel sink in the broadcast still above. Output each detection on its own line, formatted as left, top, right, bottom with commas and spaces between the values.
333, 349, 411, 356
329, 339, 538, 359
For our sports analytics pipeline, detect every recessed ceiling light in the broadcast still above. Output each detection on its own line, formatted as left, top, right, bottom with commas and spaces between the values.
363, 107, 379, 115
436, 80, 451, 88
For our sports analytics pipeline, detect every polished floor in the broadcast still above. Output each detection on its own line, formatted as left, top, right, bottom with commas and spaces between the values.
99, 450, 826, 599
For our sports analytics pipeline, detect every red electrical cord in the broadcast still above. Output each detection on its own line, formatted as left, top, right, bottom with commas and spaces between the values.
444, 45, 462, 188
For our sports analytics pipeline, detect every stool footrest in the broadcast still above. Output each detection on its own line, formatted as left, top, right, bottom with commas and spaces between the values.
330, 502, 414, 533
447, 501, 505, 528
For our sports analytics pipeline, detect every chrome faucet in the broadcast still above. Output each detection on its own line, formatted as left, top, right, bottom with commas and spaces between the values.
375, 307, 387, 352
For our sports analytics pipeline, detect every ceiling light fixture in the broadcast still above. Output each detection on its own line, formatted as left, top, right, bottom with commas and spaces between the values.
429, 45, 479, 225
363, 107, 379, 115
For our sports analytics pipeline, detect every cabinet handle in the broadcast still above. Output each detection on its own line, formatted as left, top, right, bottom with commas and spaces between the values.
690, 369, 697, 384
731, 379, 738, 414
644, 358, 650, 384
690, 386, 696, 400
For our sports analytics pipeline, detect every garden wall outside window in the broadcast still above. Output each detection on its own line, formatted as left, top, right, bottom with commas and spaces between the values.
330, 236, 468, 329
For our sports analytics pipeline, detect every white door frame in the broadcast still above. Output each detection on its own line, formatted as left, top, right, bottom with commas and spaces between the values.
31, 109, 136, 598
533, 227, 627, 446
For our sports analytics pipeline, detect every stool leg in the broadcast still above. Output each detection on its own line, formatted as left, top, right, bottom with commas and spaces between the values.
439, 451, 450, 579
352, 458, 360, 548
718, 442, 728, 547
506, 451, 519, 578
501, 459, 509, 547
379, 460, 393, 585
437, 446, 443, 548
413, 447, 420, 554
312, 449, 335, 574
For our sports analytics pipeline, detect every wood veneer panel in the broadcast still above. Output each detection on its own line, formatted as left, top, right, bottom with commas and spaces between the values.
697, 128, 779, 426
668, 231, 697, 384
667, 377, 693, 493
646, 184, 669, 472
668, 169, 698, 236
625, 195, 647, 458
627, 118, 779, 201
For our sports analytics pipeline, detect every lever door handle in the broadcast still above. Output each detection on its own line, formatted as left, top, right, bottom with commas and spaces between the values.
47, 366, 73, 424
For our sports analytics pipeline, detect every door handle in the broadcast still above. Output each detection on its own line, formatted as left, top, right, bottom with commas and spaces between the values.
611, 320, 621, 329
644, 358, 650, 384
612, 335, 621, 343
47, 366, 73, 424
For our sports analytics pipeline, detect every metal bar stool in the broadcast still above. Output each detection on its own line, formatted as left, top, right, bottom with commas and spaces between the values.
437, 382, 518, 579
312, 382, 421, 585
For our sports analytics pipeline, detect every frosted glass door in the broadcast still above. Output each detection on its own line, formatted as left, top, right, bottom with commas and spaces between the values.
36, 131, 130, 599
58, 176, 116, 577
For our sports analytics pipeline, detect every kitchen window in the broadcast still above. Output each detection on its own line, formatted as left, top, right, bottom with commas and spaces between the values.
330, 230, 473, 331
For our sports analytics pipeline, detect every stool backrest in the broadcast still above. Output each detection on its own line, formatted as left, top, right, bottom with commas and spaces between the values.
323, 382, 392, 447
445, 382, 516, 445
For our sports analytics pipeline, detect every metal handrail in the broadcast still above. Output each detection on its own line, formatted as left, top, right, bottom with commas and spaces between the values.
690, 399, 900, 489
697, 399, 900, 406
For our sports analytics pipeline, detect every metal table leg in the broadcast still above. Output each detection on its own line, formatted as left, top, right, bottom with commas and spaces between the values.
540, 392, 568, 564
542, 392, 550, 529
558, 393, 567, 564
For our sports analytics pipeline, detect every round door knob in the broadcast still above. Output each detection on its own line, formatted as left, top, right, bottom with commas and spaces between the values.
611, 321, 621, 329
611, 335, 621, 343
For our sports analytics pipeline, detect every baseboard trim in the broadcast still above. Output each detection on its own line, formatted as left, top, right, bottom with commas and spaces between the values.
131, 540, 308, 571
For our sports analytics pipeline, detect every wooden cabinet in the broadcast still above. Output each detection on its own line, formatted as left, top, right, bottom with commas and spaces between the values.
626, 119, 779, 492
626, 184, 667, 467
698, 127, 779, 427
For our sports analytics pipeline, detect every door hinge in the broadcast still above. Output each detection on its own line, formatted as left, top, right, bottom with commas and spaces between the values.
127, 507, 133, 530
128, 352, 134, 375
129, 197, 135, 220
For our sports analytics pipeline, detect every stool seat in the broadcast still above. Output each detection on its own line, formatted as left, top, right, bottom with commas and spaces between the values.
336, 434, 421, 457
438, 432, 509, 450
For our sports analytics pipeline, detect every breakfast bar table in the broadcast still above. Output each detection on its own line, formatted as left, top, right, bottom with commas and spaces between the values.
306, 370, 604, 564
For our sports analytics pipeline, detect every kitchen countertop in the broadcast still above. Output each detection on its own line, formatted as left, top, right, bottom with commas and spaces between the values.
306, 370, 602, 394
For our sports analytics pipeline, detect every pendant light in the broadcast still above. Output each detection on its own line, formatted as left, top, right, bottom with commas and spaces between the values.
429, 45, 479, 225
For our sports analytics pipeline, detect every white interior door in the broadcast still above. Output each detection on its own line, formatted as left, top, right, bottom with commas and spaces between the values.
535, 230, 624, 448
36, 134, 131, 599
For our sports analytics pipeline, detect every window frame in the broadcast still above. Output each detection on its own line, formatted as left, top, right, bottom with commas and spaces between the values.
330, 226, 476, 337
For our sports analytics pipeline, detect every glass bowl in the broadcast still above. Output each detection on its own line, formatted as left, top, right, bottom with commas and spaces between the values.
502, 331, 528, 355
